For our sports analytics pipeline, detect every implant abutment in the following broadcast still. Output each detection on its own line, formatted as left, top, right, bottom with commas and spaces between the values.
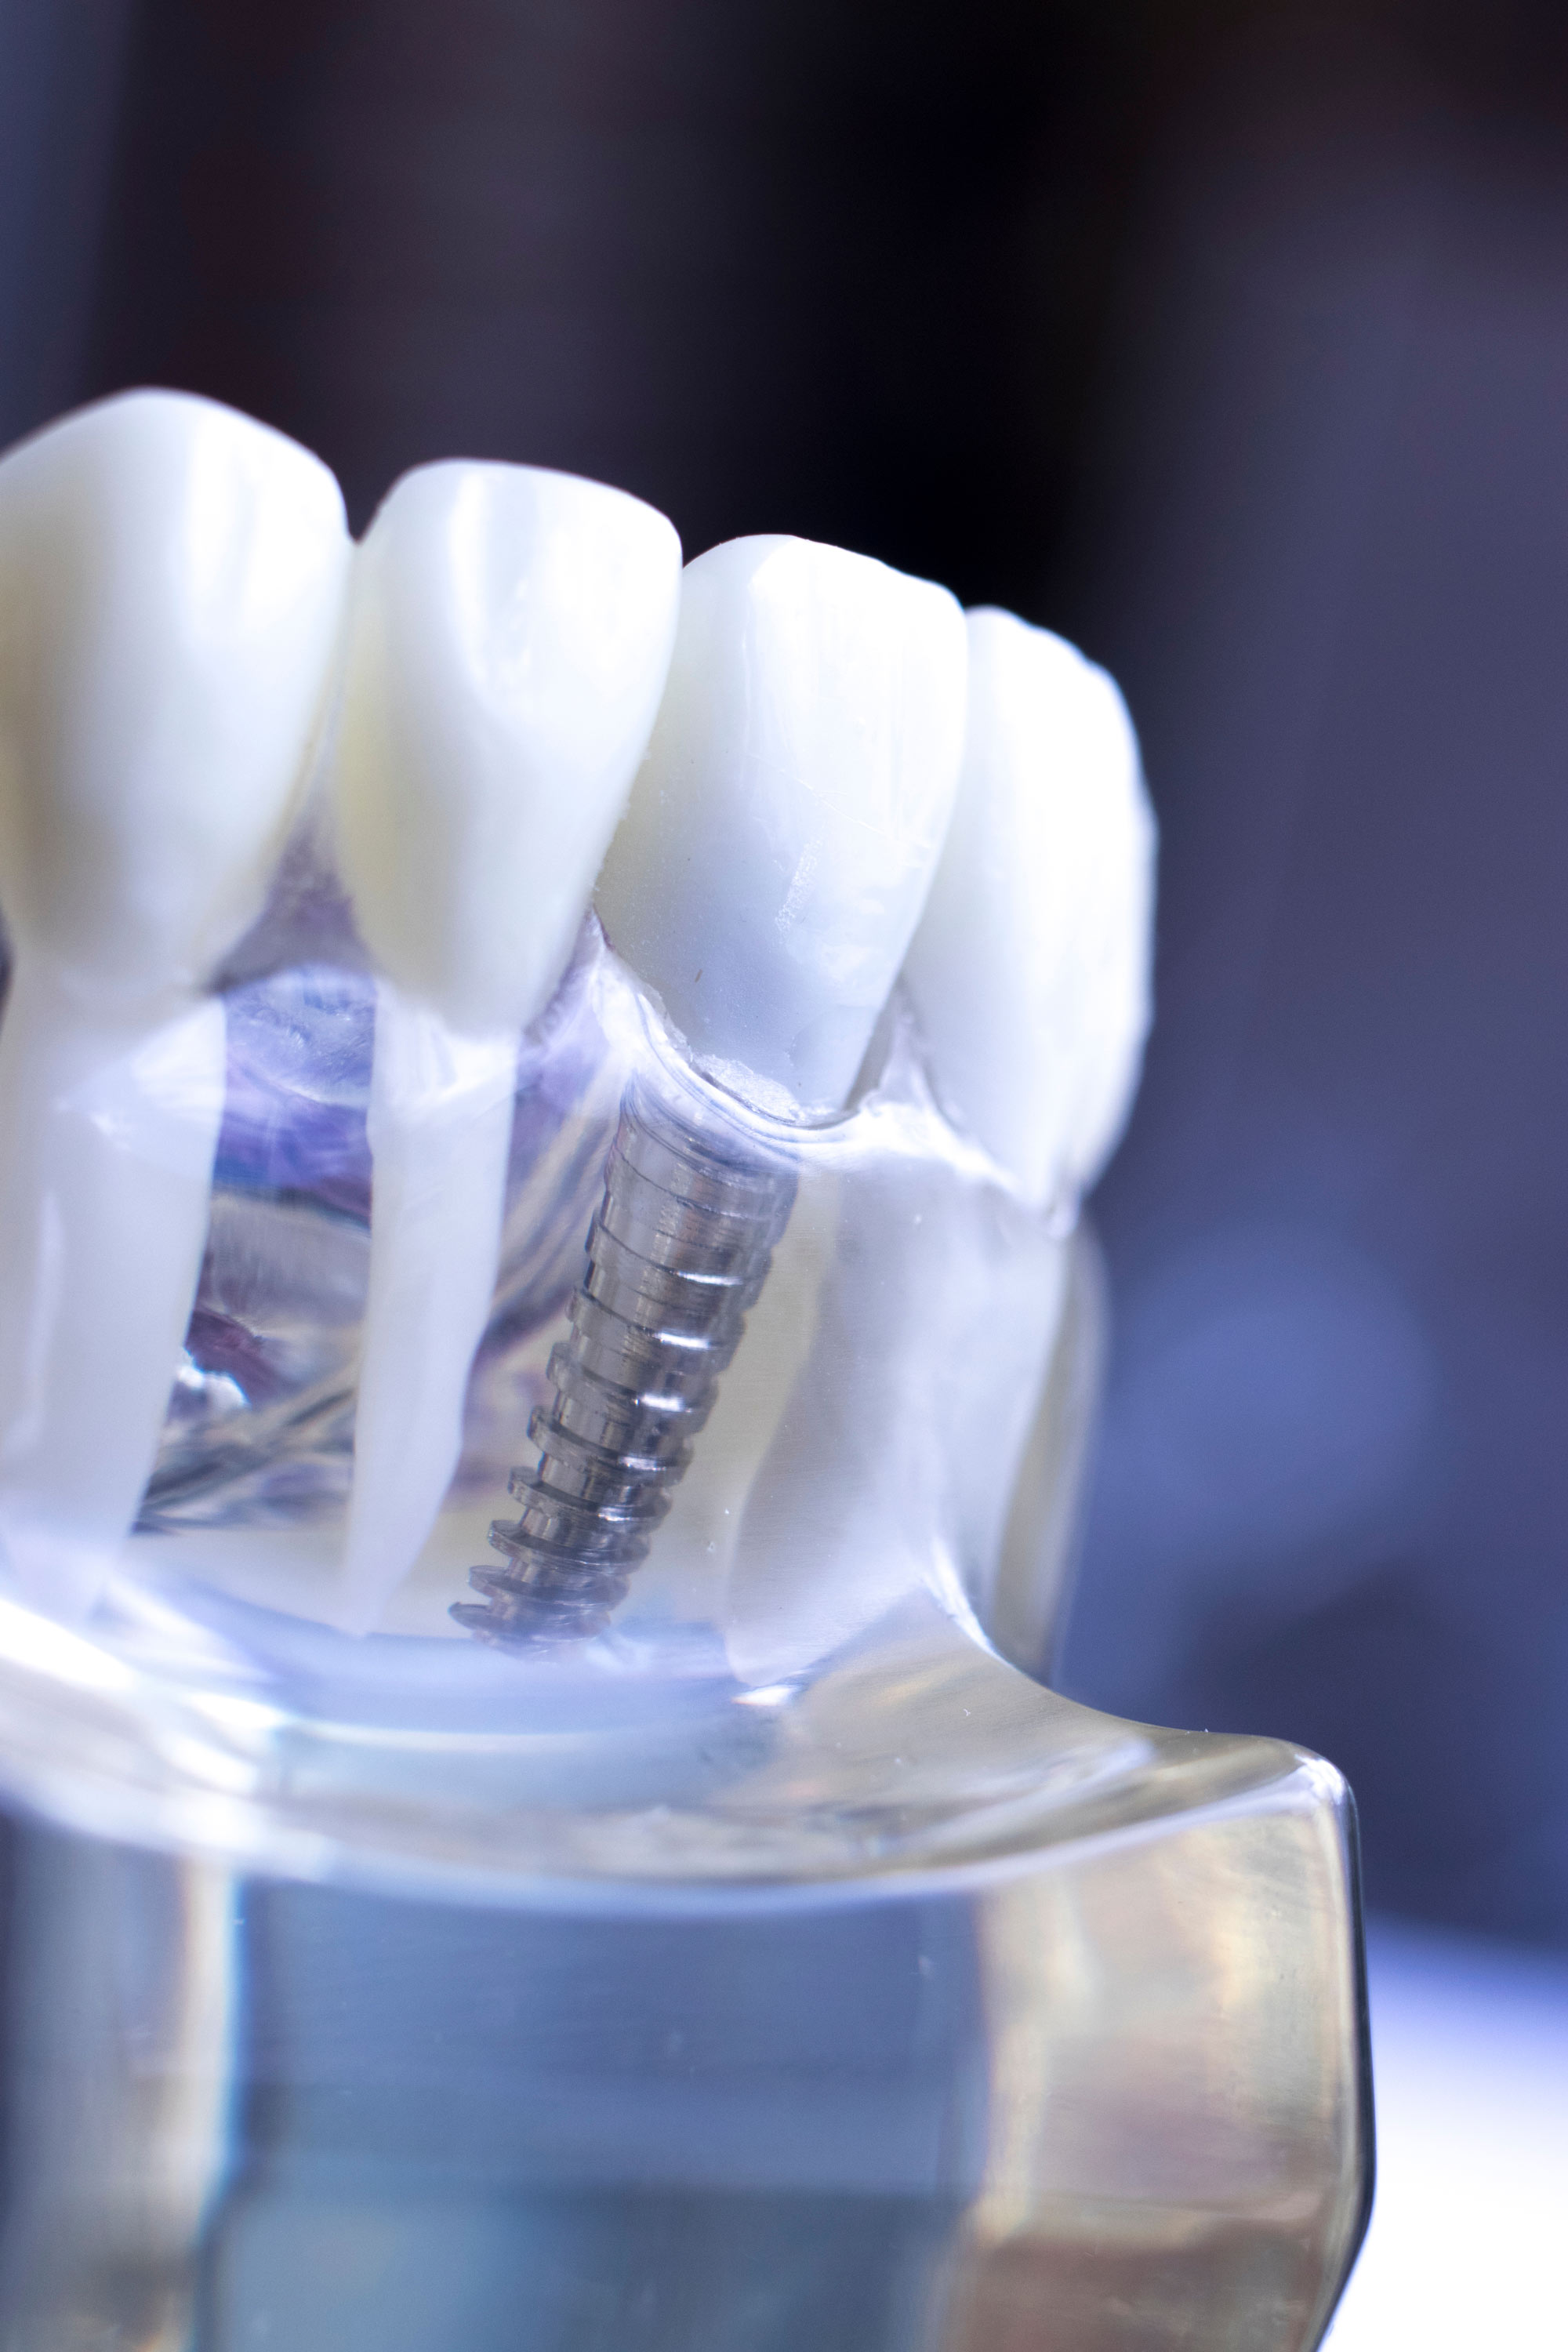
454, 1076, 796, 1646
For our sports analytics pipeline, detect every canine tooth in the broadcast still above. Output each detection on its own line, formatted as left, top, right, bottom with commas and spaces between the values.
900, 606, 1155, 1210
595, 533, 968, 1113
0, 390, 350, 1612
328, 462, 681, 1628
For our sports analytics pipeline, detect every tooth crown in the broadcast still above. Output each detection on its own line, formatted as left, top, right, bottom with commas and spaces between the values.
332, 460, 681, 1039
595, 533, 968, 1112
0, 390, 350, 1000
902, 605, 1156, 1209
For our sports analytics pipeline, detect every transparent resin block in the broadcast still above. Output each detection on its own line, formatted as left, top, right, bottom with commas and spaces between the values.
0, 925, 1371, 2350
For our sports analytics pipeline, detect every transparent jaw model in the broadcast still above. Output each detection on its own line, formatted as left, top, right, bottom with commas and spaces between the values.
113, 924, 1094, 1748
0, 394, 1370, 2352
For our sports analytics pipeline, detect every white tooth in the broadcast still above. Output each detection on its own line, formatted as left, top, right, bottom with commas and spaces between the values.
900, 606, 1156, 1210
595, 533, 969, 1114
329, 461, 681, 1629
0, 390, 350, 1613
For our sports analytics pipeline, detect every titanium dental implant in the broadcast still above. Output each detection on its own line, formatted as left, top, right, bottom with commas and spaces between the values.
453, 531, 971, 1646
452, 1076, 795, 1646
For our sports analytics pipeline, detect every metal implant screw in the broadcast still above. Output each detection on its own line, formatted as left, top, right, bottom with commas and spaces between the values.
452, 1075, 797, 1648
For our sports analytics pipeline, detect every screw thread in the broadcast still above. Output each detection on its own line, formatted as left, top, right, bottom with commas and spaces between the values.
453, 1075, 795, 1646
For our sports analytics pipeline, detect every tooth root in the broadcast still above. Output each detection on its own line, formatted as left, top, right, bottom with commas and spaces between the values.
0, 975, 226, 1613
336, 985, 517, 1633
595, 533, 969, 1115
0, 389, 350, 1616
900, 606, 1156, 1210
328, 461, 681, 1629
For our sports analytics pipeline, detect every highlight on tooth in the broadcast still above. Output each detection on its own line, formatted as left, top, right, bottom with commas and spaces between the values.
0, 390, 1155, 1662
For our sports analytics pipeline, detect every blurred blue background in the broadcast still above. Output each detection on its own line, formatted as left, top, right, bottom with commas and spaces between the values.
1, 0, 1565, 1958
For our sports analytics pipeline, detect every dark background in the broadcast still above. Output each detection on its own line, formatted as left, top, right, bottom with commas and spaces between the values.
3, 0, 1566, 1946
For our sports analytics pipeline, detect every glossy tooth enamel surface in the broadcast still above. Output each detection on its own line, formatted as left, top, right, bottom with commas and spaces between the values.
901, 605, 1155, 1210
595, 533, 968, 1115
0, 390, 350, 1612
329, 461, 681, 1628
334, 462, 683, 1039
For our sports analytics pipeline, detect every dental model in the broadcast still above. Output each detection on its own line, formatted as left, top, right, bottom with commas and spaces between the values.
455, 534, 968, 1646
902, 604, 1155, 1207
0, 390, 349, 1614
0, 380, 1146, 1664
0, 405, 1367, 2352
328, 462, 681, 1631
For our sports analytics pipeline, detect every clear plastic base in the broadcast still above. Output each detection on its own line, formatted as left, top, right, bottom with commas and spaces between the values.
0, 1590, 1370, 2352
